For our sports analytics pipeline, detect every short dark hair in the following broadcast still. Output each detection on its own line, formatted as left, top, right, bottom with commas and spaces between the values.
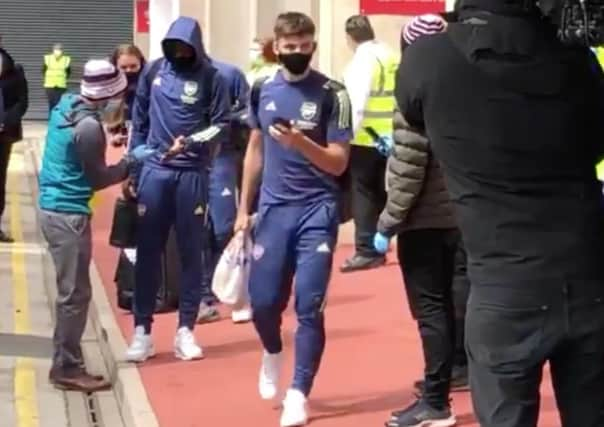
274, 12, 316, 39
345, 15, 375, 43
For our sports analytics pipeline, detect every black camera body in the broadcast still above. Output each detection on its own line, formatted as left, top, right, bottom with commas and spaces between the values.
539, 0, 604, 46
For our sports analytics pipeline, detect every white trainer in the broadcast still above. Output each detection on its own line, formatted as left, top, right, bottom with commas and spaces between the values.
126, 326, 155, 363
280, 389, 308, 427
231, 306, 253, 324
259, 351, 282, 400
174, 327, 204, 361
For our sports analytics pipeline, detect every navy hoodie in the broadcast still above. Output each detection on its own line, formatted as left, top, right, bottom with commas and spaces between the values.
209, 59, 249, 150
130, 17, 230, 169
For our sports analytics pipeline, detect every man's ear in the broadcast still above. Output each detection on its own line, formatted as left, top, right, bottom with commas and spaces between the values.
273, 40, 279, 58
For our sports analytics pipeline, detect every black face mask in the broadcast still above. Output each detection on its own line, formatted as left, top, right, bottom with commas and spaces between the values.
278, 52, 312, 75
169, 56, 195, 72
125, 71, 141, 87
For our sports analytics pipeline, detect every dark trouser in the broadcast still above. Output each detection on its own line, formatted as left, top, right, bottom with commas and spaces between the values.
397, 228, 460, 408
0, 141, 12, 221
40, 210, 92, 377
467, 279, 604, 427
249, 200, 338, 396
201, 150, 240, 304
134, 164, 210, 332
452, 243, 470, 367
46, 88, 66, 113
350, 145, 387, 257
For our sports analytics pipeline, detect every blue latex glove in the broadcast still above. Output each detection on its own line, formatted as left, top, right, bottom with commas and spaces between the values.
375, 135, 394, 157
129, 145, 156, 162
373, 232, 390, 254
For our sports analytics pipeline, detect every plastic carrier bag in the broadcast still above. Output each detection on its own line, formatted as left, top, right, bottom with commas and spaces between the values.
211, 231, 253, 306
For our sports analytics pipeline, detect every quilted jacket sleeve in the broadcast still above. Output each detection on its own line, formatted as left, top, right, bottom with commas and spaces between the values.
377, 108, 430, 237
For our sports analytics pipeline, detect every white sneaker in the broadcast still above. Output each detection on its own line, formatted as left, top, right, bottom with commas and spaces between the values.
259, 351, 282, 400
126, 326, 155, 363
280, 389, 308, 427
231, 306, 253, 324
174, 327, 204, 361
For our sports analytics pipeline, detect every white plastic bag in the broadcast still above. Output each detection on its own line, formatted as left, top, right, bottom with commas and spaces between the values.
211, 231, 252, 306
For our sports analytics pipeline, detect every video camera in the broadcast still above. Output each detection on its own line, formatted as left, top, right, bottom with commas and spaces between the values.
538, 0, 604, 47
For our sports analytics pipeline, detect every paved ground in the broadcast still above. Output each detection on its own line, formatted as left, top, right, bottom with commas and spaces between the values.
0, 131, 126, 427
88, 132, 562, 427
8, 122, 562, 427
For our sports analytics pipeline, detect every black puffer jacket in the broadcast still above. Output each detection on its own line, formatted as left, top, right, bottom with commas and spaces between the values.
377, 109, 456, 237
0, 48, 28, 144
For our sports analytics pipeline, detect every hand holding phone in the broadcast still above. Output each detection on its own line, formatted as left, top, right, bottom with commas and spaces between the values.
272, 117, 292, 129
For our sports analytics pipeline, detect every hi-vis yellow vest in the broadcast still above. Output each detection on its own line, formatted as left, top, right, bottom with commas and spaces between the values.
354, 52, 399, 146
44, 54, 71, 89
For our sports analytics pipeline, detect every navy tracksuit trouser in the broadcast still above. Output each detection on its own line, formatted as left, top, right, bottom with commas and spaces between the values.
249, 199, 339, 396
134, 164, 210, 332
201, 150, 240, 304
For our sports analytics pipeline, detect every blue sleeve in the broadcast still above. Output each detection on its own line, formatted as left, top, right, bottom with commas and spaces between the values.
326, 87, 353, 143
185, 71, 231, 155
129, 62, 153, 152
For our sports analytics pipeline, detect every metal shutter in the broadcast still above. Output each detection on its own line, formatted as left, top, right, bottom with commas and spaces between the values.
0, 0, 133, 120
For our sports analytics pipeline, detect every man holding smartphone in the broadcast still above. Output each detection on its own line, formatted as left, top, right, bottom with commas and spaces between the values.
234, 12, 352, 427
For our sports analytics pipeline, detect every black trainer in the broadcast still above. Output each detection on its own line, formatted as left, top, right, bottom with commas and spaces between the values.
413, 366, 469, 396
340, 254, 386, 273
0, 230, 14, 243
387, 399, 456, 427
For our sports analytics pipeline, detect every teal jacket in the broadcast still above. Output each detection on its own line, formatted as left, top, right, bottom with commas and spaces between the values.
39, 94, 130, 214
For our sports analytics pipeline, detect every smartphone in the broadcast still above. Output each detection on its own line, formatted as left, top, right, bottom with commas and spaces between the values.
272, 117, 292, 129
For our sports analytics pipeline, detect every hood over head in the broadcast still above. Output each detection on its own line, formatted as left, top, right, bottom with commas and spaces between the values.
162, 16, 208, 68
446, 6, 577, 96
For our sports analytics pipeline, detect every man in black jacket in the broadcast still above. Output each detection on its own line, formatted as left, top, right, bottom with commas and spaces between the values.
396, 1, 604, 426
0, 45, 28, 242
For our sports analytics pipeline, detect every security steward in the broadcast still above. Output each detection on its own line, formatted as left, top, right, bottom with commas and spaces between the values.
341, 15, 398, 273
43, 43, 71, 113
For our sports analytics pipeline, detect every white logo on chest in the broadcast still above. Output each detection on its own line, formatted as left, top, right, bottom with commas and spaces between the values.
181, 81, 199, 104
300, 102, 318, 120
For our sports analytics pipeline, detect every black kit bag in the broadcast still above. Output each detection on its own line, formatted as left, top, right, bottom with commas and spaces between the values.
114, 227, 181, 313
109, 197, 138, 248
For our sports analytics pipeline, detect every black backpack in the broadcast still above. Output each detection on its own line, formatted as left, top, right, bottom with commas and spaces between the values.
249, 77, 352, 224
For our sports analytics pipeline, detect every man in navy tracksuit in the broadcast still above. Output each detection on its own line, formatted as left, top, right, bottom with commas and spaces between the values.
234, 12, 352, 427
197, 59, 251, 324
125, 16, 230, 363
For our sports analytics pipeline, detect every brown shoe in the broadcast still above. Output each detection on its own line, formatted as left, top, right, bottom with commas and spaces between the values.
51, 372, 111, 392
49, 368, 105, 383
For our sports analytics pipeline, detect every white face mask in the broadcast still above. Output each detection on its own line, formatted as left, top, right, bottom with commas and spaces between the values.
53, 49, 62, 57
249, 46, 261, 61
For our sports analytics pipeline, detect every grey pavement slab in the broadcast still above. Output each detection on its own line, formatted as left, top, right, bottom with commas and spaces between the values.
0, 142, 126, 427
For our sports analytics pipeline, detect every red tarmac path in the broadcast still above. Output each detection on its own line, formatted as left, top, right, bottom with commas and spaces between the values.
89, 148, 561, 427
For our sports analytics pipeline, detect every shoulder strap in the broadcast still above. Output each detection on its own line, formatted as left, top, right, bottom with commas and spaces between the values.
250, 76, 270, 118
322, 79, 345, 124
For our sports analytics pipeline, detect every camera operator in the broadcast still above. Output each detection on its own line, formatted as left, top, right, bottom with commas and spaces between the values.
396, 0, 604, 426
